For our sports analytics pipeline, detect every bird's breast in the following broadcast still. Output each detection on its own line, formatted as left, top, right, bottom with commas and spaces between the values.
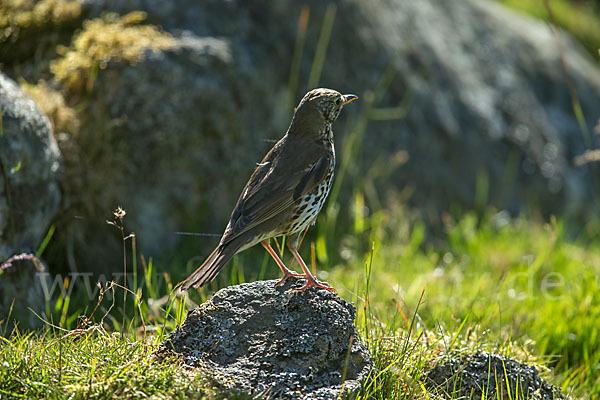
282, 155, 335, 236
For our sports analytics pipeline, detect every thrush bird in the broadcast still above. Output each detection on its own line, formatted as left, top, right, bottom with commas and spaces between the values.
181, 88, 358, 292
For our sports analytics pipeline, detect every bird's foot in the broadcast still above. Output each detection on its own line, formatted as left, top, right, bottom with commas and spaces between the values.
274, 270, 305, 287
290, 275, 336, 293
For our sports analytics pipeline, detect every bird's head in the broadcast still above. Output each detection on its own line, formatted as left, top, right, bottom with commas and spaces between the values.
289, 88, 358, 139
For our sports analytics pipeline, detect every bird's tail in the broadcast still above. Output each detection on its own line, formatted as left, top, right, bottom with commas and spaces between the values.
180, 241, 242, 290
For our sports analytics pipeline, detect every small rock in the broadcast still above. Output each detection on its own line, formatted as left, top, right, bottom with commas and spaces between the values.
0, 253, 52, 332
425, 352, 565, 400
158, 278, 374, 399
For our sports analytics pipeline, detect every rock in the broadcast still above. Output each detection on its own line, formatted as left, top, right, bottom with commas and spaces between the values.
425, 352, 565, 400
0, 253, 52, 332
0, 72, 62, 261
82, 34, 241, 256
158, 278, 374, 399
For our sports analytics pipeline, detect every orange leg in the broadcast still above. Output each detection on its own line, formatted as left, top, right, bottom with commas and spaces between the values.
283, 227, 309, 270
288, 247, 335, 293
261, 240, 303, 286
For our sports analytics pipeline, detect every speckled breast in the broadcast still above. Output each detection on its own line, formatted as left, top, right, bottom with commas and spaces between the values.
283, 157, 335, 236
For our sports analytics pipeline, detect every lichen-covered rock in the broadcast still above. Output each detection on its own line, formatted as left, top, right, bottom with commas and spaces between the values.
0, 72, 61, 260
425, 352, 565, 400
158, 278, 374, 400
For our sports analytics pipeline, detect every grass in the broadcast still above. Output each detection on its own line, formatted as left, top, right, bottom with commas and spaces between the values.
1, 207, 597, 399
332, 210, 599, 398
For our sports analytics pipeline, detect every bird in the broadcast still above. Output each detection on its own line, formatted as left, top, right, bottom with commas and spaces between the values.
181, 88, 358, 292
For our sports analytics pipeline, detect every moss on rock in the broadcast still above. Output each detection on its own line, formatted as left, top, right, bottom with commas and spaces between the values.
51, 11, 175, 95
20, 79, 79, 135
0, 0, 82, 65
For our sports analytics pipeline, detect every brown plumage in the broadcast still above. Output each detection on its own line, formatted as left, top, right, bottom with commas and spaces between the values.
181, 88, 358, 292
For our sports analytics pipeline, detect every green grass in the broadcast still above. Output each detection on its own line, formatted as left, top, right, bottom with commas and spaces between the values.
331, 210, 599, 398
0, 330, 204, 399
1, 208, 597, 398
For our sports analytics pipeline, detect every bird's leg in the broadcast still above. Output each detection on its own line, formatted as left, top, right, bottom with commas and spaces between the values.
261, 240, 303, 286
285, 227, 309, 270
286, 238, 335, 293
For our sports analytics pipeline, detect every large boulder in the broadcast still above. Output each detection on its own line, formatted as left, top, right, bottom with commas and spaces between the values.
158, 278, 374, 399
34, 0, 600, 270
0, 72, 61, 260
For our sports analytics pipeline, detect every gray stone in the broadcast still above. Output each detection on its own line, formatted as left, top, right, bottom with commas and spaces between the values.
425, 352, 565, 400
158, 278, 374, 399
0, 253, 52, 332
0, 72, 62, 260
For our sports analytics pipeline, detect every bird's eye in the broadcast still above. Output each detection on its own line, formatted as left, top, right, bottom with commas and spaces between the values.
335, 98, 342, 105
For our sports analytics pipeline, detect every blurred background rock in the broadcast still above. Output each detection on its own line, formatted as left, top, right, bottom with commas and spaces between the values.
1, 0, 599, 277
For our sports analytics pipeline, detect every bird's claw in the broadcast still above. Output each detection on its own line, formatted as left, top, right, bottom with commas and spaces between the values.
274, 271, 304, 287
289, 275, 336, 293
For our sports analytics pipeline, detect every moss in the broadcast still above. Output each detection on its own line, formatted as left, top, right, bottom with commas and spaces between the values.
51, 12, 175, 95
0, 0, 82, 63
498, 0, 600, 59
20, 79, 79, 135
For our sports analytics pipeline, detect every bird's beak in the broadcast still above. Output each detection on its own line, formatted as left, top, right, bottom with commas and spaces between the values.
343, 94, 358, 105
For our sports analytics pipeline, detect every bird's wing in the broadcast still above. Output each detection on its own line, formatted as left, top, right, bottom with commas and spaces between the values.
221, 137, 331, 244
292, 155, 329, 200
